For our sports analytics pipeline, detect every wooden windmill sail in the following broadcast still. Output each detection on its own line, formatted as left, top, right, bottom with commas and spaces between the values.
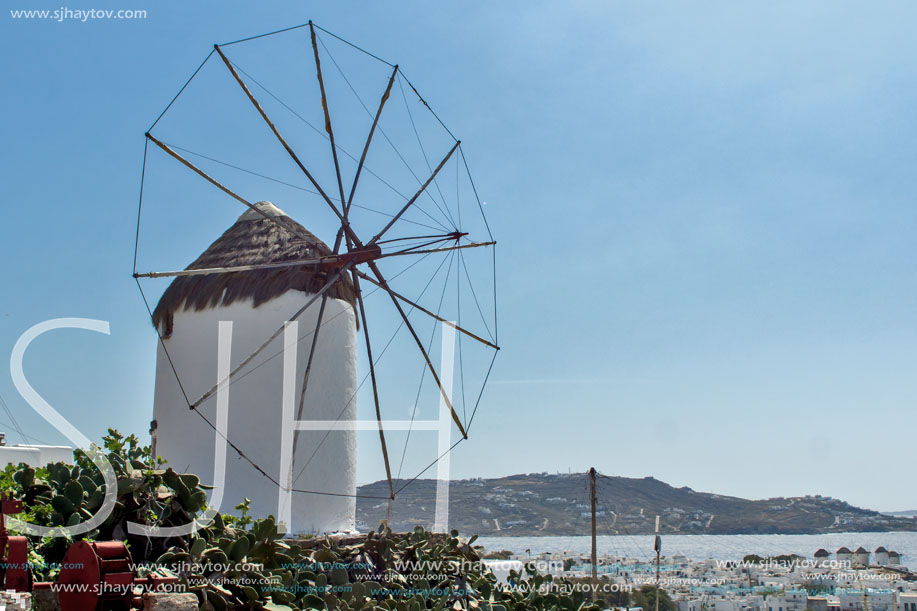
134, 21, 499, 534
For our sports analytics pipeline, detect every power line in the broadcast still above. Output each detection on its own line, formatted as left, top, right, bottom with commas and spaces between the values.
0, 391, 29, 444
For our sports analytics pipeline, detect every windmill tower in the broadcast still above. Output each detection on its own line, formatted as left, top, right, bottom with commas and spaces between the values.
150, 201, 358, 534
135, 21, 500, 537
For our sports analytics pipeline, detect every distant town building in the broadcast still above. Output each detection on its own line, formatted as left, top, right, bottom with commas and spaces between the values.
898, 593, 917, 611
676, 600, 703, 611
767, 591, 809, 611
0, 443, 73, 467
840, 589, 896, 611
709, 597, 762, 611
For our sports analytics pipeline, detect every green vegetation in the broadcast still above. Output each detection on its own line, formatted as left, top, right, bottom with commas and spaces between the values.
482, 550, 514, 560
630, 585, 674, 611
1, 429, 613, 611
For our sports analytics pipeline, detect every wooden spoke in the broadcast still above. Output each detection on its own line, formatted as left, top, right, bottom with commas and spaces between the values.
213, 44, 365, 250
367, 260, 468, 439
190, 262, 354, 409
356, 270, 498, 351
368, 141, 460, 246
354, 274, 395, 500
347, 64, 399, 216
378, 240, 496, 260
310, 23, 349, 222
144, 133, 319, 247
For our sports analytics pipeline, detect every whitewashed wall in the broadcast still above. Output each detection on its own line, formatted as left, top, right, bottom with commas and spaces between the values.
153, 290, 358, 534
18, 445, 73, 464
0, 446, 41, 467
0, 445, 73, 467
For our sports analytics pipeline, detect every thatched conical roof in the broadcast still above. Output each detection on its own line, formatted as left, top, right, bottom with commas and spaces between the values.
153, 202, 356, 336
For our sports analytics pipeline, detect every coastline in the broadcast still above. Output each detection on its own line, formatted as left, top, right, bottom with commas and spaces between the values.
474, 531, 917, 565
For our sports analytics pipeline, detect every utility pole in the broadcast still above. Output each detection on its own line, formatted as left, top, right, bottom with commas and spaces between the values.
589, 467, 598, 602
655, 515, 662, 611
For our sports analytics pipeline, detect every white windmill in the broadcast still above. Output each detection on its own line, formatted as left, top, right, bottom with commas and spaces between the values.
133, 22, 499, 535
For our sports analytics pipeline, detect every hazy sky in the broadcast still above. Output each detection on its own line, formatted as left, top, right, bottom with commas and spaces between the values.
2, 1, 916, 512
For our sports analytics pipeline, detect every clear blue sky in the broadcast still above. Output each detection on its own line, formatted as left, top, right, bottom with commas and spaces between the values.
2, 1, 916, 512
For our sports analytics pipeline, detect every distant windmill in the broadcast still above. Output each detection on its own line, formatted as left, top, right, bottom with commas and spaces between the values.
133, 21, 499, 534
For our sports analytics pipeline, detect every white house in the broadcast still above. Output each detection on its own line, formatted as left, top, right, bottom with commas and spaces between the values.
898, 593, 917, 611
770, 590, 810, 611
840, 590, 896, 611
151, 201, 358, 535
675, 598, 703, 611
708, 598, 747, 611
808, 596, 829, 611
0, 445, 40, 467
766, 595, 788, 611
766, 592, 810, 611
0, 442, 73, 467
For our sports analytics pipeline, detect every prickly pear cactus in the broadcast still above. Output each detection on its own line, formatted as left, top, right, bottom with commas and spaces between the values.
1, 430, 606, 611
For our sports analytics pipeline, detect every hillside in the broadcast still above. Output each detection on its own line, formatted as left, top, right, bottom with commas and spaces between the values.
356, 472, 917, 536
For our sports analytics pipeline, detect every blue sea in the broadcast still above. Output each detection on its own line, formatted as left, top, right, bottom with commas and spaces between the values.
477, 533, 917, 566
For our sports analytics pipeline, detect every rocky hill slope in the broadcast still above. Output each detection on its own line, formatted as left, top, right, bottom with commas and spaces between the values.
356, 472, 917, 536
